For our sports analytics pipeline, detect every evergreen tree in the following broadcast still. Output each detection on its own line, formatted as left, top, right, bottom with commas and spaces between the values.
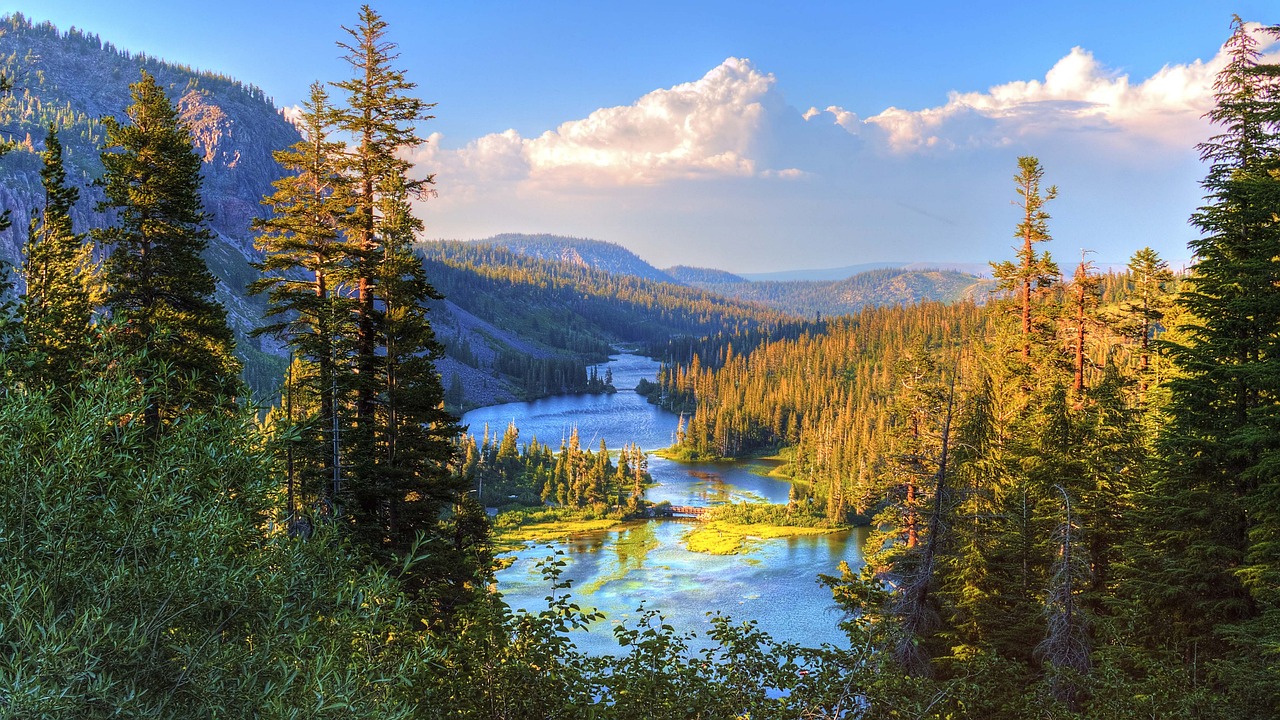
351, 170, 461, 567
333, 4, 435, 424
311, 6, 460, 576
94, 70, 241, 430
251, 82, 357, 504
991, 156, 1060, 362
1142, 20, 1280, 708
20, 125, 95, 392
1115, 246, 1174, 393
1065, 255, 1100, 397
1152, 15, 1280, 632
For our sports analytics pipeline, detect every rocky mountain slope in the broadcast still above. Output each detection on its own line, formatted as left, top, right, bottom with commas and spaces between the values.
0, 13, 300, 393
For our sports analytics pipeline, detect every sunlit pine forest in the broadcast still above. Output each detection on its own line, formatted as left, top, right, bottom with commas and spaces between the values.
0, 7, 1278, 719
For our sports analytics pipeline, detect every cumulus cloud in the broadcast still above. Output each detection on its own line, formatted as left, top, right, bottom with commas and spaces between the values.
817, 26, 1280, 153
525, 57, 772, 184
429, 57, 794, 189
416, 30, 1277, 271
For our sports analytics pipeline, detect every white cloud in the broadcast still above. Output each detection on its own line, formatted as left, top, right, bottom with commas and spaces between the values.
525, 57, 771, 184
431, 57, 787, 188
416, 31, 1278, 271
837, 26, 1280, 153
760, 168, 808, 180
279, 104, 305, 127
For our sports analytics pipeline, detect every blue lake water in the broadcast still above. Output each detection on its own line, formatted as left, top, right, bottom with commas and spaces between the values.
462, 354, 866, 655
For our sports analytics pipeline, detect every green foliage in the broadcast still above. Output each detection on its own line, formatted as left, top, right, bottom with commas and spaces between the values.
991, 155, 1061, 361
95, 70, 242, 429
0, 363, 427, 719
18, 125, 96, 394
701, 500, 833, 528
654, 302, 989, 513
459, 421, 651, 513
1145, 16, 1280, 675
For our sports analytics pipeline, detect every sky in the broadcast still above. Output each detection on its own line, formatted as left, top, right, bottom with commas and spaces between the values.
7, 1, 1280, 273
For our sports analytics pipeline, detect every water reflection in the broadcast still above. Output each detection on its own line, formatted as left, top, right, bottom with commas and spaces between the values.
464, 354, 867, 654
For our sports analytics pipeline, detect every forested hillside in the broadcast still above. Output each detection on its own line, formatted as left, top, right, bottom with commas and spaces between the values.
0, 12, 300, 393
680, 266, 993, 318
647, 75, 1280, 711
419, 240, 793, 410
665, 264, 747, 284
481, 232, 677, 283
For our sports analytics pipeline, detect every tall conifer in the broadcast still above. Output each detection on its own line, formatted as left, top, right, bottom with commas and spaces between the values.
95, 70, 241, 429
317, 6, 459, 571
251, 83, 357, 503
1145, 16, 1280, 658
333, 4, 434, 424
991, 156, 1060, 362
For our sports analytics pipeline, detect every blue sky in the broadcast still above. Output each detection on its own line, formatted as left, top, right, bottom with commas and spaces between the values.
8, 1, 1280, 272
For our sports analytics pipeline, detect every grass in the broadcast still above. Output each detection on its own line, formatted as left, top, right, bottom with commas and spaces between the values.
491, 506, 626, 551
653, 446, 726, 462
683, 520, 840, 555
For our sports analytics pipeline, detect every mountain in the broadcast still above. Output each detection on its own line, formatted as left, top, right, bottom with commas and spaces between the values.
479, 233, 677, 284
683, 267, 993, 318
0, 16, 984, 410
0, 13, 301, 394
417, 241, 792, 411
665, 265, 746, 284
739, 261, 904, 282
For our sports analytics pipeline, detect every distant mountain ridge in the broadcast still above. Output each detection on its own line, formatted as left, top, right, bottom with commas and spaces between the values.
479, 233, 676, 284
741, 261, 994, 282
684, 267, 993, 317
470, 234, 991, 318
665, 265, 746, 284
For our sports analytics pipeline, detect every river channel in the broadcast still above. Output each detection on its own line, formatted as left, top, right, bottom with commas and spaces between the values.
461, 354, 867, 655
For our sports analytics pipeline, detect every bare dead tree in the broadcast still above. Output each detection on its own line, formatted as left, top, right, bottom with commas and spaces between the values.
1036, 483, 1092, 709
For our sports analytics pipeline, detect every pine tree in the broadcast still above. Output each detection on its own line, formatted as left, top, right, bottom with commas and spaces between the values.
95, 70, 241, 430
20, 125, 96, 392
1143, 16, 1280, 673
1116, 247, 1173, 393
991, 156, 1060, 362
333, 4, 435, 424
355, 171, 461, 565
322, 6, 459, 573
250, 82, 357, 504
1182, 20, 1280, 715
1065, 255, 1100, 397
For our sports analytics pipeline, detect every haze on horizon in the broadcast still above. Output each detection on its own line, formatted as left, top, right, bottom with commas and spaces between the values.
15, 1, 1280, 273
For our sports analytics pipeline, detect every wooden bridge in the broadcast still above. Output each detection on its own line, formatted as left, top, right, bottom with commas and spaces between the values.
668, 505, 708, 518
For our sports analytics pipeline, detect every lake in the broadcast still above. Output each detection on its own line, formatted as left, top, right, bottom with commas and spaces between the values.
462, 353, 867, 655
